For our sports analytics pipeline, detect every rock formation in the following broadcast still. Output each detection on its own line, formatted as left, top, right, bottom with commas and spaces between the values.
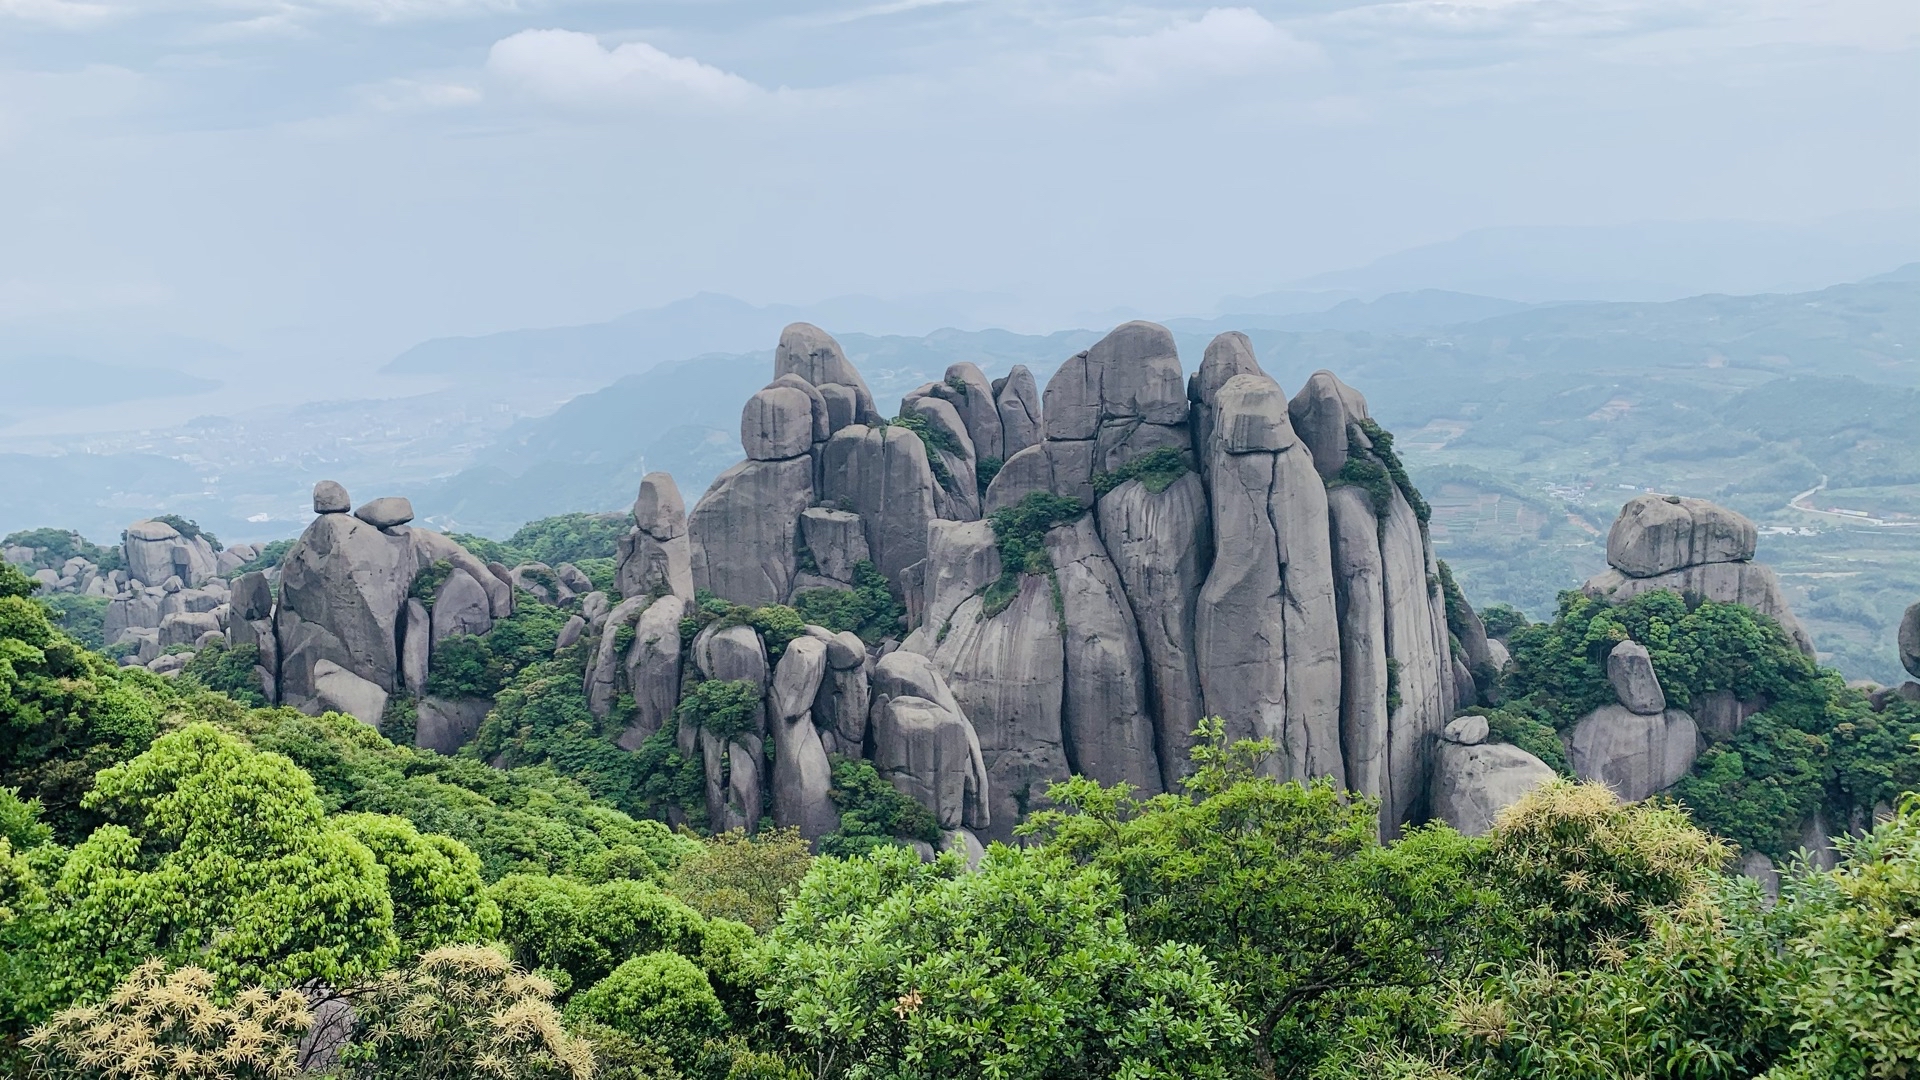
674, 320, 1490, 840
1583, 495, 1815, 656
1428, 715, 1556, 836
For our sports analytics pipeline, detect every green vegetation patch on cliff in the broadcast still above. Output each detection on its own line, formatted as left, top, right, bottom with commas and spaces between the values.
792, 560, 903, 645
1091, 447, 1191, 497
978, 492, 1086, 619
889, 412, 961, 493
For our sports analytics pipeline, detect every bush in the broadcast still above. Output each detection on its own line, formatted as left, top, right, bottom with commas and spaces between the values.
34, 595, 108, 652
667, 827, 813, 935
565, 952, 727, 1064
791, 560, 902, 646
24, 960, 311, 1080
978, 493, 1085, 618
1091, 446, 1191, 497
745, 605, 805, 659
676, 681, 761, 740
816, 757, 941, 858
338, 944, 594, 1080
426, 599, 572, 700
178, 642, 269, 708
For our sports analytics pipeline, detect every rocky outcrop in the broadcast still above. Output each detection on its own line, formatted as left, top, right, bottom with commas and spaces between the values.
617, 473, 694, 602
775, 322, 881, 429
689, 457, 813, 608
769, 637, 839, 840
1048, 517, 1161, 795
1583, 496, 1814, 656
1194, 370, 1344, 783
818, 424, 939, 585
1566, 705, 1700, 803
869, 652, 990, 833
124, 519, 218, 589
275, 510, 417, 710
1095, 469, 1209, 788
1900, 601, 1920, 679
1606, 640, 1666, 715
994, 366, 1042, 461
693, 624, 770, 833
1430, 716, 1557, 836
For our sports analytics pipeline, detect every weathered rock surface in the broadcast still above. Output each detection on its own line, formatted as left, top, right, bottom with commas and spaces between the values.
313, 659, 389, 726
742, 385, 817, 461
1607, 640, 1667, 715
617, 473, 694, 602
902, 392, 980, 521
995, 366, 1042, 460
416, 696, 490, 754
818, 424, 938, 586
769, 637, 839, 840
1900, 601, 1920, 679
313, 480, 351, 514
982, 439, 1096, 513
798, 508, 870, 586
401, 599, 430, 696
689, 456, 814, 607
1189, 333, 1264, 476
125, 519, 217, 588
354, 497, 414, 529
936, 362, 1004, 463
1047, 516, 1161, 794
1194, 372, 1344, 782
1566, 704, 1700, 802
275, 513, 416, 709
922, 580, 1061, 841
1095, 469, 1209, 787
1607, 495, 1757, 578
775, 322, 880, 427
1430, 740, 1557, 837
431, 569, 494, 649
619, 596, 687, 750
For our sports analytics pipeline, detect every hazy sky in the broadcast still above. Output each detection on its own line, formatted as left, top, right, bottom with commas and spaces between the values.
2, 0, 1916, 359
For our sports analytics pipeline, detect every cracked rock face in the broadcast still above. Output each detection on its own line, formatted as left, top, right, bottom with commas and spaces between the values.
1194, 371, 1344, 784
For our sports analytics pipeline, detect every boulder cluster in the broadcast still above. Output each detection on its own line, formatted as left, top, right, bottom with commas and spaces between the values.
1583, 495, 1816, 655
51, 322, 1860, 852
20, 521, 271, 674
678, 322, 1490, 842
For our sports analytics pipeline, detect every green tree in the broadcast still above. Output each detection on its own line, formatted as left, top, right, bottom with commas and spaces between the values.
666, 827, 812, 935
1483, 780, 1729, 967
758, 843, 1247, 1080
565, 952, 728, 1064
334, 812, 501, 953
33, 723, 405, 1008
1769, 799, 1920, 1078
488, 873, 733, 999
1022, 720, 1501, 1078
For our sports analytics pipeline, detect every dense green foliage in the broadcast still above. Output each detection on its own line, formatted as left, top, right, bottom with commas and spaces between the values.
454, 512, 630, 570
888, 413, 960, 492
815, 756, 942, 858
176, 641, 268, 707
426, 595, 572, 699
1024, 721, 1501, 1077
665, 828, 814, 936
1489, 588, 1920, 859
32, 595, 108, 652
758, 843, 1248, 1080
1091, 447, 1191, 496
676, 680, 761, 739
1, 529, 123, 574
791, 560, 904, 645
978, 491, 1085, 617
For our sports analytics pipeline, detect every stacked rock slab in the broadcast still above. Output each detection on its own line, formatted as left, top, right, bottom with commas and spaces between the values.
1566, 639, 1700, 802
1428, 715, 1556, 836
591, 473, 696, 753
1287, 370, 1457, 832
1583, 495, 1815, 656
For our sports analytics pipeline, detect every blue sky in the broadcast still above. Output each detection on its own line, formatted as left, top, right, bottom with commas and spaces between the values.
1, 0, 1915, 358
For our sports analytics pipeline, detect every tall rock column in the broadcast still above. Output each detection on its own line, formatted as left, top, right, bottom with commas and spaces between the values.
274, 487, 420, 719
1194, 371, 1344, 783
1288, 370, 1456, 831
688, 383, 817, 606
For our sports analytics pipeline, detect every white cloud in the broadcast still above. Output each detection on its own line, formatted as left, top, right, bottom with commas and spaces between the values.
357, 77, 483, 111
1079, 8, 1322, 90
0, 0, 117, 29
485, 29, 766, 109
